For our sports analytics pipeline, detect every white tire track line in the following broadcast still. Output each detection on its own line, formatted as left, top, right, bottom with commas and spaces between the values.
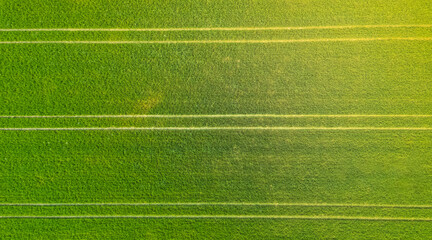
1, 114, 432, 118
1, 37, 432, 44
1, 127, 432, 131
0, 215, 431, 221
1, 202, 432, 208
0, 24, 431, 32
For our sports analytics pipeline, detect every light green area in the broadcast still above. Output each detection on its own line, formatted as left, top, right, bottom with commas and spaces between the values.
1, 0, 432, 239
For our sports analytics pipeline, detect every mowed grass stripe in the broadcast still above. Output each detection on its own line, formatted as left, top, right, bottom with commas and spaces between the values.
2, 202, 432, 209
0, 24, 431, 32
1, 37, 432, 44
1, 127, 432, 131
0, 215, 431, 221
1, 114, 432, 118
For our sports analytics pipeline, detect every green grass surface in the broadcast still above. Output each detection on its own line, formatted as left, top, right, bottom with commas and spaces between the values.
2, 218, 431, 240
1, 131, 432, 204
1, 41, 432, 115
1, 0, 432, 28
1, 0, 432, 239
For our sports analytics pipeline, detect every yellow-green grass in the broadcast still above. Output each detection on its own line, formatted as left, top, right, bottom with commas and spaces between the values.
1, 0, 432, 239
1, 0, 431, 29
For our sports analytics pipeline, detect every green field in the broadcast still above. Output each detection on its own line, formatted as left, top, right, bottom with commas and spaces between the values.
1, 0, 432, 239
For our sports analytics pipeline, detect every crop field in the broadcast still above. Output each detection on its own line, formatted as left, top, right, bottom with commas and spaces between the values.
1, 0, 432, 239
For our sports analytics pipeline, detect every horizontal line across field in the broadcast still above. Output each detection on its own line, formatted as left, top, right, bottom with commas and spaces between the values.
0, 24, 431, 32
0, 215, 430, 221
1, 127, 432, 131
1, 202, 431, 208
1, 114, 432, 118
1, 37, 432, 44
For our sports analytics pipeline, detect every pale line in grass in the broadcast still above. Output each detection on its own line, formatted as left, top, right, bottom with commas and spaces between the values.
1, 114, 432, 118
0, 24, 431, 32
1, 202, 432, 209
1, 127, 432, 131
0, 215, 431, 221
1, 37, 432, 44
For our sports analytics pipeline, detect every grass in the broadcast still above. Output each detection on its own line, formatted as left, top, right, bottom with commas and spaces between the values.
1, 0, 432, 239
1, 130, 432, 204
1, 0, 432, 28
1, 218, 431, 239
1, 41, 432, 115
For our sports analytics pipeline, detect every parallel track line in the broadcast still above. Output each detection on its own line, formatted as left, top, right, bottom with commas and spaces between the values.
1, 25, 431, 32
1, 37, 432, 44
0, 215, 431, 221
1, 127, 432, 131
1, 202, 432, 208
1, 114, 432, 118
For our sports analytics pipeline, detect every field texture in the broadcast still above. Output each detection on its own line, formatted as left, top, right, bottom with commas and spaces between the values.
1, 0, 432, 239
